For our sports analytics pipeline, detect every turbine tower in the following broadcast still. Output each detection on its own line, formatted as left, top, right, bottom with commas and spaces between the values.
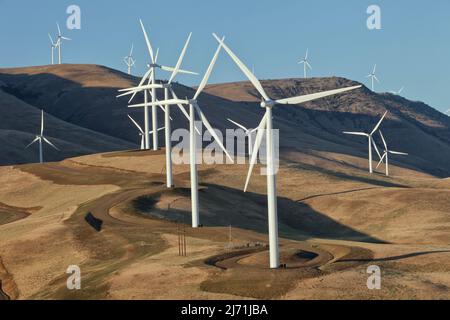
48, 34, 57, 65
26, 110, 59, 163
56, 23, 71, 64
130, 37, 232, 229
366, 64, 379, 91
376, 130, 408, 176
227, 118, 257, 156
298, 49, 312, 79
343, 111, 387, 173
124, 44, 136, 75
119, 32, 197, 188
214, 34, 361, 269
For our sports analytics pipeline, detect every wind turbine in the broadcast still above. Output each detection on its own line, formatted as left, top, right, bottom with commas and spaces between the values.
48, 34, 57, 65
227, 118, 257, 156
214, 34, 361, 269
376, 131, 408, 176
366, 64, 379, 91
124, 44, 136, 75
26, 110, 59, 163
126, 19, 196, 151
129, 37, 232, 229
128, 114, 164, 150
55, 23, 71, 64
390, 86, 404, 95
298, 49, 312, 79
343, 111, 387, 174
119, 32, 197, 188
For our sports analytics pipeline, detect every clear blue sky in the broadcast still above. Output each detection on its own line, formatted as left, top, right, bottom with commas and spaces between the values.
1, 0, 449, 112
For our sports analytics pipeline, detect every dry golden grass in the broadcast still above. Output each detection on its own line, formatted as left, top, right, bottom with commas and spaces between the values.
0, 148, 449, 300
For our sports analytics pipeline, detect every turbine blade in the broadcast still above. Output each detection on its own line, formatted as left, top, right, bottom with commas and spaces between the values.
244, 112, 268, 192
343, 131, 369, 137
389, 151, 408, 156
57, 23, 61, 36
376, 153, 386, 169
194, 36, 224, 100
227, 118, 247, 131
130, 43, 134, 56
128, 114, 144, 134
379, 130, 387, 150
306, 61, 312, 70
139, 19, 155, 63
371, 137, 383, 160
371, 111, 388, 135
43, 137, 59, 151
155, 48, 159, 64
276, 85, 362, 105
160, 66, 198, 75
41, 110, 44, 136
194, 103, 233, 162
128, 68, 153, 103
25, 137, 40, 149
169, 32, 192, 84
213, 33, 270, 101
372, 64, 377, 74
128, 99, 189, 108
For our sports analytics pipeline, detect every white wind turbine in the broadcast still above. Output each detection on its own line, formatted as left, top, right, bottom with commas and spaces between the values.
214, 34, 361, 269
390, 86, 404, 95
129, 37, 233, 228
366, 64, 379, 91
376, 130, 408, 176
124, 44, 136, 75
126, 19, 196, 151
128, 114, 164, 150
227, 118, 257, 156
343, 111, 387, 174
119, 32, 197, 188
26, 110, 59, 163
298, 49, 312, 79
48, 34, 57, 65
55, 23, 71, 64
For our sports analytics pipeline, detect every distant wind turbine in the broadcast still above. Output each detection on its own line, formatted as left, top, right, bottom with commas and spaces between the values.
48, 34, 57, 65
366, 64, 379, 91
343, 111, 387, 174
26, 110, 59, 163
298, 49, 312, 78
390, 86, 404, 95
56, 23, 71, 64
124, 44, 136, 75
227, 118, 257, 156
376, 130, 408, 176
128, 114, 164, 150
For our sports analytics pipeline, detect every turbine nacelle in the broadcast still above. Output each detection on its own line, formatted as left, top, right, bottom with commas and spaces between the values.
260, 100, 275, 109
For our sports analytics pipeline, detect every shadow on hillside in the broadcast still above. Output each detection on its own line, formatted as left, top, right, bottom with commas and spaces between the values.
133, 183, 387, 244
338, 250, 450, 263
287, 161, 408, 189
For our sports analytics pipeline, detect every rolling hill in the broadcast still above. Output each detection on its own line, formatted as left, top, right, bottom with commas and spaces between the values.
0, 64, 449, 177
